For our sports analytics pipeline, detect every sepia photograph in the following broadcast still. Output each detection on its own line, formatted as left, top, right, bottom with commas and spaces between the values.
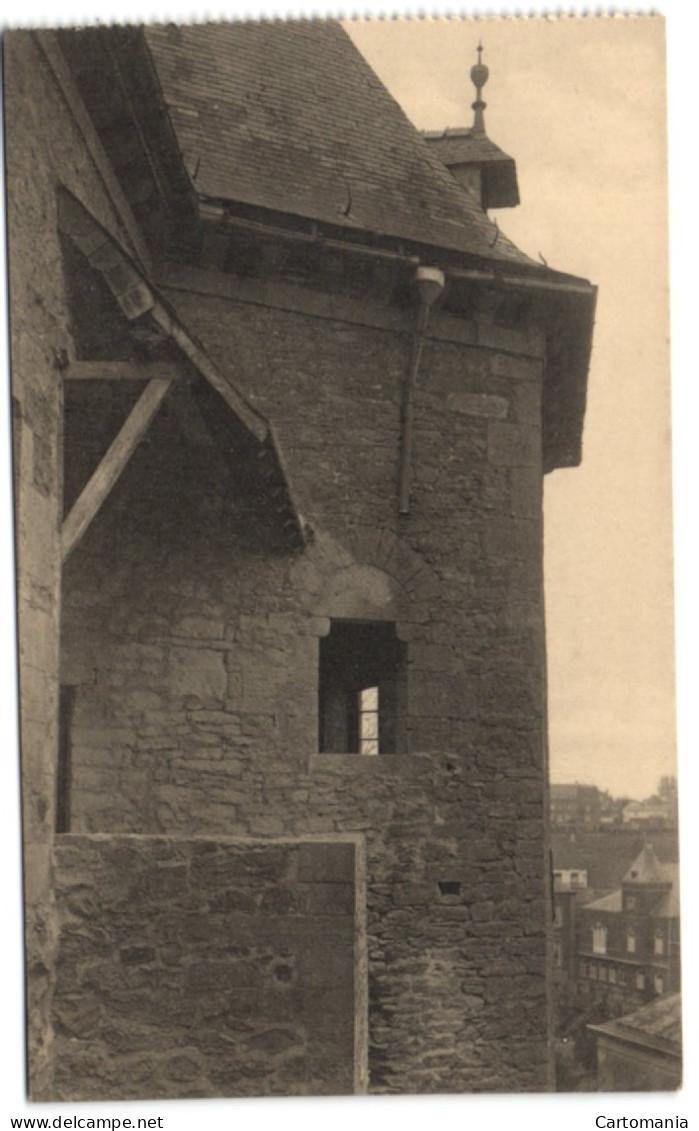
1, 5, 684, 1112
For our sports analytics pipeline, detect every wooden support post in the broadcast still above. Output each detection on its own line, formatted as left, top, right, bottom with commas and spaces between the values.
61, 377, 172, 561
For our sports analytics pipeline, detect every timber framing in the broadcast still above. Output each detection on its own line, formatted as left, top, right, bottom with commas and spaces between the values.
57, 190, 306, 553
61, 378, 172, 562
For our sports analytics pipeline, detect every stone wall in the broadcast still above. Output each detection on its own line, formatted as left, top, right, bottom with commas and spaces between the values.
60, 267, 550, 1093
52, 836, 358, 1099
4, 30, 152, 1097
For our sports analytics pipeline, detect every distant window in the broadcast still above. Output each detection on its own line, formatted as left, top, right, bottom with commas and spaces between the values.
636, 971, 645, 990
579, 960, 588, 978
318, 620, 407, 755
626, 895, 637, 911
589, 964, 598, 980
608, 966, 617, 984
570, 871, 580, 890
592, 922, 607, 955
654, 931, 665, 956
554, 904, 563, 928
654, 973, 664, 994
599, 964, 608, 983
618, 968, 628, 986
627, 927, 636, 954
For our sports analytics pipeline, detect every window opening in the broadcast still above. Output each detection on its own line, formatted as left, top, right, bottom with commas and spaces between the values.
654, 931, 664, 956
627, 927, 636, 954
592, 922, 607, 955
318, 620, 407, 755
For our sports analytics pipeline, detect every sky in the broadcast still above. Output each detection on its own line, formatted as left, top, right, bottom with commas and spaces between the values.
346, 16, 675, 801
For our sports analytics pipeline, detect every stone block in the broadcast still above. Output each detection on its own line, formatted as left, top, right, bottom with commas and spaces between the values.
169, 645, 227, 703
176, 616, 225, 640
447, 392, 509, 419
485, 517, 540, 564
488, 423, 541, 468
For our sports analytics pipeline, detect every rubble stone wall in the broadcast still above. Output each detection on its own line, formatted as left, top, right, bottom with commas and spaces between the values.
61, 270, 550, 1093
52, 836, 357, 1099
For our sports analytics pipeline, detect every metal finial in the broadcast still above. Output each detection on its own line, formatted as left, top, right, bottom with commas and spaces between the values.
470, 42, 489, 135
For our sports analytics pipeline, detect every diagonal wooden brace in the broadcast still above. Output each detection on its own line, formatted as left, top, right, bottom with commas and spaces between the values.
61, 377, 172, 562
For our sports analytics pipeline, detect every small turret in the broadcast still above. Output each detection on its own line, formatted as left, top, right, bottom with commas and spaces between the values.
422, 44, 519, 211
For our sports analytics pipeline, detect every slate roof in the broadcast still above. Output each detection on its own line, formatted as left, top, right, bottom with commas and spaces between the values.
651, 867, 680, 919
422, 128, 515, 169
590, 993, 682, 1057
624, 844, 673, 886
144, 21, 535, 267
582, 856, 679, 918
583, 890, 623, 914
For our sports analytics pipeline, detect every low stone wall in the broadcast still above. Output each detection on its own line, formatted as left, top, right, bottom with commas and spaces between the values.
52, 835, 358, 1099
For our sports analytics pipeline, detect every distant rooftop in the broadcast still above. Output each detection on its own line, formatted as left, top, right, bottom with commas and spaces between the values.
590, 993, 682, 1058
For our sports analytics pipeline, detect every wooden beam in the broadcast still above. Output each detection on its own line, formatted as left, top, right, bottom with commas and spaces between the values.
61, 378, 171, 561
66, 360, 185, 383
34, 31, 152, 274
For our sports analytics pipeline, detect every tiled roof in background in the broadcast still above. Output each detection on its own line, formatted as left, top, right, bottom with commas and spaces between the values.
591, 993, 682, 1056
144, 21, 533, 266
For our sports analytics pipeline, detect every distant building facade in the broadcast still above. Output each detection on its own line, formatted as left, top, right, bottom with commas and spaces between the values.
576, 846, 680, 1005
552, 868, 590, 983
551, 783, 602, 828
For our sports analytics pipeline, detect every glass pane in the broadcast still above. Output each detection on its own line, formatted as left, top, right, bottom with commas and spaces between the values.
361, 712, 379, 740
361, 686, 378, 711
361, 739, 379, 756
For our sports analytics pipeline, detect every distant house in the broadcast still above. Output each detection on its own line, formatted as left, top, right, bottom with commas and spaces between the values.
576, 845, 681, 1004
552, 868, 592, 984
551, 783, 601, 828
554, 868, 588, 893
623, 799, 675, 828
588, 992, 682, 1091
